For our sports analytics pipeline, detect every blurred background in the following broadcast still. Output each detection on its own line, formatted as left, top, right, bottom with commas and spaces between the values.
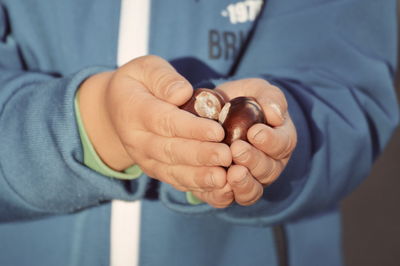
341, 2, 400, 265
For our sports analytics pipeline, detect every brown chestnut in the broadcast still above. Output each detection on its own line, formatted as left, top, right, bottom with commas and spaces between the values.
218, 97, 266, 145
180, 88, 226, 120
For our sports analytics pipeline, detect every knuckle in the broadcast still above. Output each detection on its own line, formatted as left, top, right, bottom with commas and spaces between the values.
135, 55, 162, 68
213, 203, 231, 209
187, 122, 200, 139
247, 78, 269, 88
155, 110, 176, 137
208, 149, 222, 166
109, 69, 125, 83
198, 193, 215, 207
255, 166, 270, 184
238, 189, 263, 206
281, 97, 289, 112
213, 167, 227, 188
195, 152, 204, 166
260, 167, 275, 184
195, 142, 209, 165
238, 197, 257, 206
165, 165, 176, 182
208, 190, 233, 208
163, 140, 176, 164
273, 86, 286, 100
271, 161, 284, 180
132, 56, 147, 68
207, 198, 219, 208
174, 184, 189, 192
134, 55, 170, 84
195, 169, 212, 188
256, 127, 269, 146
145, 54, 163, 62
291, 127, 298, 150
153, 71, 179, 97
222, 195, 234, 206
231, 173, 249, 187
278, 132, 294, 159
248, 152, 262, 174
185, 119, 206, 140
263, 87, 287, 115
268, 136, 281, 155
282, 127, 297, 159
192, 174, 204, 189
235, 149, 252, 165
271, 85, 287, 106
258, 160, 278, 184
131, 56, 151, 75
208, 193, 229, 208
284, 137, 294, 157
232, 143, 252, 164
142, 160, 158, 179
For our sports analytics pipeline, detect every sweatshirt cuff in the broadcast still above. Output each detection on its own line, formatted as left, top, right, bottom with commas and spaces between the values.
186, 192, 203, 205
74, 93, 142, 180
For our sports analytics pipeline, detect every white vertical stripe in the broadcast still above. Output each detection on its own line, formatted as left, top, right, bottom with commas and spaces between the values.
110, 200, 141, 266
117, 0, 151, 66
111, 0, 151, 266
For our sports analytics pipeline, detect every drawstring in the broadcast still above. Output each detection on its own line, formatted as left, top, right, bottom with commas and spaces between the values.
273, 225, 289, 266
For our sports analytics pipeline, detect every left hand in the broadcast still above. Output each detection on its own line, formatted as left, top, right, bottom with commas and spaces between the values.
217, 78, 297, 206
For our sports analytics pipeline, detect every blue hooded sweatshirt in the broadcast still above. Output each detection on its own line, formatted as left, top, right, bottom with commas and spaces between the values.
0, 0, 398, 266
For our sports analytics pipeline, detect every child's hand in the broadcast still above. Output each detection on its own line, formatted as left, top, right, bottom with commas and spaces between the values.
78, 55, 232, 198
215, 79, 297, 206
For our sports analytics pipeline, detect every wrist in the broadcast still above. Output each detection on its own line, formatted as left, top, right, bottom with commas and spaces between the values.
78, 71, 134, 171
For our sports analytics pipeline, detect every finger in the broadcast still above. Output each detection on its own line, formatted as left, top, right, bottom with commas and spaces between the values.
216, 78, 288, 126
247, 118, 297, 160
127, 131, 231, 167
121, 55, 193, 106
230, 140, 285, 185
192, 184, 234, 208
143, 101, 225, 141
108, 76, 225, 142
117, 84, 225, 141
141, 159, 227, 192
227, 165, 264, 206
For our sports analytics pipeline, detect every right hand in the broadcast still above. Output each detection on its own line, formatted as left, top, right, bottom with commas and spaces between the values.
78, 55, 233, 206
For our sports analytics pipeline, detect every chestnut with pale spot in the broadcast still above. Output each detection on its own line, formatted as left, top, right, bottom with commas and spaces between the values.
180, 88, 226, 120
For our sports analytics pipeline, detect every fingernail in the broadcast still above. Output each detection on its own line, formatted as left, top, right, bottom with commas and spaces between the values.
270, 103, 284, 121
166, 81, 186, 98
206, 174, 215, 187
253, 130, 265, 144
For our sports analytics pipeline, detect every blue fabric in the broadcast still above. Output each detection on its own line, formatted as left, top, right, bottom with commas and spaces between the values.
0, 204, 112, 266
0, 1, 398, 266
0, 0, 149, 222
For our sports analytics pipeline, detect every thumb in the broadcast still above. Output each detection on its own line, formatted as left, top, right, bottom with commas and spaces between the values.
121, 55, 193, 106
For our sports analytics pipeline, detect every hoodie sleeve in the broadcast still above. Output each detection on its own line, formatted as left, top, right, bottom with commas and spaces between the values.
0, 4, 148, 222
159, 0, 399, 225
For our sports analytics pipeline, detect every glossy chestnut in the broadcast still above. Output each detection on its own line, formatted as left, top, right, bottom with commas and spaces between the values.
218, 97, 266, 145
